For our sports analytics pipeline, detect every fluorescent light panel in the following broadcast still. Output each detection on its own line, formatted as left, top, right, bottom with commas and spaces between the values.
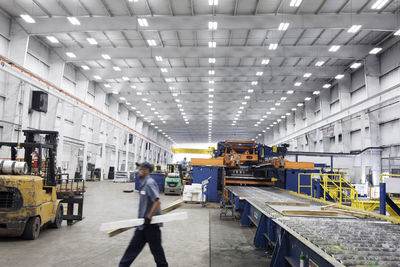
20, 14, 36, 23
369, 47, 382, 54
348, 25, 362, 33
329, 45, 341, 52
46, 36, 59, 43
208, 21, 218, 30
278, 22, 290, 31
87, 38, 97, 45
269, 43, 278, 50
290, 0, 302, 7
137, 18, 149, 27
371, 0, 389, 10
67, 17, 80, 25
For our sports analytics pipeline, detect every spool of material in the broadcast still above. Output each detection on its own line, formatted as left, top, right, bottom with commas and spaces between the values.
0, 160, 28, 175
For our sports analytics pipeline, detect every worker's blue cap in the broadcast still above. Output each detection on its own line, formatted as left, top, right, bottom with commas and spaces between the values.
136, 162, 154, 172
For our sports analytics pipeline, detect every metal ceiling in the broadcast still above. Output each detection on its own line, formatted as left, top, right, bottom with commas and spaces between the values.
1, 0, 399, 144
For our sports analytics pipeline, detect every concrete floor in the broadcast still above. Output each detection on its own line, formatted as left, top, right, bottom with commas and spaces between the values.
0, 181, 270, 267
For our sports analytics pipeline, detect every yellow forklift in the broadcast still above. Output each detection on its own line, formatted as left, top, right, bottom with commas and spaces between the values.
0, 130, 84, 239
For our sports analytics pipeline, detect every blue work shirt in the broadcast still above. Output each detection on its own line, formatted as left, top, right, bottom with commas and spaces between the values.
137, 175, 162, 230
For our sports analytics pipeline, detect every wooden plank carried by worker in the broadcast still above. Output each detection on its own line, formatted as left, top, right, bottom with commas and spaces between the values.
106, 199, 184, 237
265, 201, 311, 207
282, 210, 339, 216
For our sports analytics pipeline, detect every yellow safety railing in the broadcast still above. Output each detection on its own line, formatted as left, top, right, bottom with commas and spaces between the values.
298, 173, 358, 204
379, 173, 400, 183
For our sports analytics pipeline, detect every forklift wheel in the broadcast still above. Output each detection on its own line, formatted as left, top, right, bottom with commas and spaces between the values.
49, 204, 63, 229
22, 217, 41, 240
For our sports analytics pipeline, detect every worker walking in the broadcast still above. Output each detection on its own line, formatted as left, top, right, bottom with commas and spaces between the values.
119, 162, 168, 267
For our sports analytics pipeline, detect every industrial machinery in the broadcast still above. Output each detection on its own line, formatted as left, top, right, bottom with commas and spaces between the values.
164, 173, 182, 195
190, 140, 319, 202
0, 130, 84, 239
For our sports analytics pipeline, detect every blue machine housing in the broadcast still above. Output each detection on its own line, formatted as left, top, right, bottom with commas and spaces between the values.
266, 168, 322, 195
192, 166, 220, 202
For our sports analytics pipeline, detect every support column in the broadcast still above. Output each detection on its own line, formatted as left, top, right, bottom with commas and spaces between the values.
341, 119, 352, 153
8, 21, 29, 66
338, 72, 351, 110
369, 112, 381, 185
125, 133, 129, 171
364, 55, 381, 97
114, 129, 120, 171
48, 51, 65, 87
320, 89, 330, 119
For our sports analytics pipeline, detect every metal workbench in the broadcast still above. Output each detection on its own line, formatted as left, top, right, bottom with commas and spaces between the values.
226, 186, 400, 267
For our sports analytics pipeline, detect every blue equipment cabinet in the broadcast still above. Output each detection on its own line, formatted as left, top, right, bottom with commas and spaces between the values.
135, 172, 165, 192
192, 166, 220, 202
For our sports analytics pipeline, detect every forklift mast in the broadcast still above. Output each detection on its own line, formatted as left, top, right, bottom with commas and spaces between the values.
22, 130, 59, 186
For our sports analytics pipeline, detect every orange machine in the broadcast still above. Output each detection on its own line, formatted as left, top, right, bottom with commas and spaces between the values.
261, 158, 315, 169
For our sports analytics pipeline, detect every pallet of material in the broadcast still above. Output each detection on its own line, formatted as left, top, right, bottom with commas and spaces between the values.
106, 199, 184, 237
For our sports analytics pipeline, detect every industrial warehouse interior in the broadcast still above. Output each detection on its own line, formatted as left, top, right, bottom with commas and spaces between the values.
1, 0, 400, 266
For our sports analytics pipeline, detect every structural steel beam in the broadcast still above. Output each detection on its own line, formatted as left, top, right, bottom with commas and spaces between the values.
84, 66, 343, 80
20, 14, 400, 34
55, 46, 372, 61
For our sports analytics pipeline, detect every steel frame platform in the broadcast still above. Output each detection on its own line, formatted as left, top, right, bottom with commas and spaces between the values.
226, 186, 400, 267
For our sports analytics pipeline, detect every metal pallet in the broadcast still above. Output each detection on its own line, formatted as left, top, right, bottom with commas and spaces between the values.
226, 186, 400, 267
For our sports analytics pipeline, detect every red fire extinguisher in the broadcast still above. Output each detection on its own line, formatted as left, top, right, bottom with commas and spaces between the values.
32, 151, 39, 168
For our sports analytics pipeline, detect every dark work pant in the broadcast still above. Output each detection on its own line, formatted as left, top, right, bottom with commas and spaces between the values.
119, 225, 168, 267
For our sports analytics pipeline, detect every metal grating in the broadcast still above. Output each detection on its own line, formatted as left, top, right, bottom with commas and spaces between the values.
0, 187, 23, 211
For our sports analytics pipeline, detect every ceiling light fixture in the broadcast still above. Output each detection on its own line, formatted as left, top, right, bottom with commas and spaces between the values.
394, 29, 400, 36
303, 73, 312, 78
369, 47, 382, 54
102, 54, 111, 60
161, 68, 168, 73
290, 0, 302, 7
208, 21, 218, 30
286, 90, 294, 94
248, 89, 254, 93
251, 81, 258, 85
294, 82, 302, 87
155, 56, 163, 61
329, 45, 341, 52
335, 74, 345, 80
67, 17, 80, 25
81, 65, 90, 70
256, 71, 263, 76
104, 84, 111, 88
147, 39, 157, 46
208, 41, 216, 48
261, 58, 270, 65
315, 60, 325, 67
46, 36, 59, 43
313, 91, 320, 95
209, 70, 215, 75
371, 0, 389, 10
94, 75, 101, 80
323, 84, 331, 88
87, 38, 98, 45
20, 14, 36, 23
66, 52, 76, 58
113, 66, 121, 71
269, 43, 278, 50
209, 58, 216, 63
209, 0, 218, 6
304, 97, 311, 101
137, 18, 149, 27
348, 25, 362, 33
297, 103, 304, 107
350, 62, 362, 69
278, 22, 290, 31
122, 76, 130, 81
